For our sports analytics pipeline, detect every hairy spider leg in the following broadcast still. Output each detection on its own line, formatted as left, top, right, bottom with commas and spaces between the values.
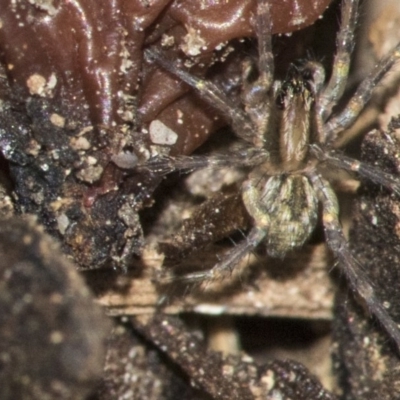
325, 42, 400, 144
145, 48, 254, 144
309, 172, 400, 353
311, 144, 400, 195
241, 0, 274, 148
255, 0, 274, 84
142, 148, 269, 176
176, 226, 266, 282
318, 0, 359, 121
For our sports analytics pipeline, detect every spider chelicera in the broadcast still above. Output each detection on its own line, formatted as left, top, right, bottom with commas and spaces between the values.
144, 0, 400, 352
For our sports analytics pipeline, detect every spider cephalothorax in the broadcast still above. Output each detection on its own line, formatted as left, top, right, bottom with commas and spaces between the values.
144, 0, 400, 352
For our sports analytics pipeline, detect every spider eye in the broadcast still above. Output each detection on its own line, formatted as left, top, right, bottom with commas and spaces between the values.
276, 90, 286, 109
275, 78, 308, 109
300, 61, 326, 93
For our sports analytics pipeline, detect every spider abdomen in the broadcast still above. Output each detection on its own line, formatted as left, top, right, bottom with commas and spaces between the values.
242, 174, 318, 258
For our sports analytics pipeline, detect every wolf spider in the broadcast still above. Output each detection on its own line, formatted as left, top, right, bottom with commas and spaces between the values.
144, 0, 400, 352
